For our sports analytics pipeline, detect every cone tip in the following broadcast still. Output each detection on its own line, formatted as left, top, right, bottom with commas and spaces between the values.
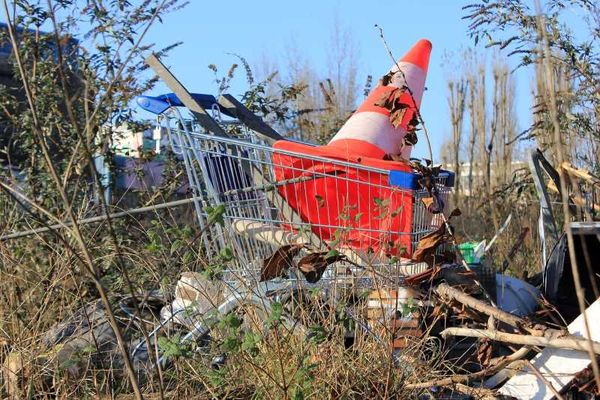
399, 39, 432, 71
416, 39, 432, 50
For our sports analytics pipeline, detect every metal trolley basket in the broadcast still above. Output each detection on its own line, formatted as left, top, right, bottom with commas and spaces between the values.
137, 92, 454, 358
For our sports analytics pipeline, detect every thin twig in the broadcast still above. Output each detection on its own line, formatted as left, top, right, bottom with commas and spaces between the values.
405, 346, 530, 389
375, 24, 434, 164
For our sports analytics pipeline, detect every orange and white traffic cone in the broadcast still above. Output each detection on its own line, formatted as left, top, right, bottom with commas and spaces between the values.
327, 39, 432, 160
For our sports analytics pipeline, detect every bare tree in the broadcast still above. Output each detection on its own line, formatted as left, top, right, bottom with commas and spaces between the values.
327, 13, 359, 122
532, 51, 573, 165
447, 78, 468, 205
466, 73, 476, 209
491, 60, 517, 186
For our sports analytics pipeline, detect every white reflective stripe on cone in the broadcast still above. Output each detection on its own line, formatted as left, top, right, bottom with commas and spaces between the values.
387, 61, 427, 104
330, 112, 412, 158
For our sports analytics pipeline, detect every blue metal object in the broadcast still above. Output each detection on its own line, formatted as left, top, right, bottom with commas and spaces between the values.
388, 169, 455, 190
136, 93, 236, 117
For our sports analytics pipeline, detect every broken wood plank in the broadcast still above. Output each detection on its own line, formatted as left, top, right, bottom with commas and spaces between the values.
218, 94, 284, 144
561, 162, 600, 186
499, 298, 600, 399
145, 54, 228, 137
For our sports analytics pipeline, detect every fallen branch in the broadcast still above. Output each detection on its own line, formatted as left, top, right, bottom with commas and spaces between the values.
523, 358, 565, 400
405, 346, 530, 389
441, 327, 600, 354
435, 283, 525, 330
452, 383, 497, 399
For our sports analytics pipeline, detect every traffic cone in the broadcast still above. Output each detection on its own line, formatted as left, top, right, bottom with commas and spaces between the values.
327, 39, 432, 160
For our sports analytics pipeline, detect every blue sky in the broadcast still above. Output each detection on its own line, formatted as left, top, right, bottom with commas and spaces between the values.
140, 0, 536, 160
3, 1, 559, 160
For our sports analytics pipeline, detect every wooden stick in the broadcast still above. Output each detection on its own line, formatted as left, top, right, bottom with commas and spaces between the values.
217, 94, 284, 144
523, 359, 565, 400
405, 346, 530, 389
441, 327, 600, 354
452, 383, 497, 399
547, 180, 600, 212
484, 359, 529, 388
435, 283, 525, 329
501, 227, 530, 272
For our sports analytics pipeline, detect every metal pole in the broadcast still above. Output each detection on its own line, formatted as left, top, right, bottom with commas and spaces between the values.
1, 197, 197, 241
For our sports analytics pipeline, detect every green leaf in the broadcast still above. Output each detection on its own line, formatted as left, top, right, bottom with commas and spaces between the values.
325, 249, 340, 259
182, 250, 195, 264
308, 325, 327, 344
267, 301, 283, 327
205, 204, 226, 226
157, 334, 191, 360
170, 239, 184, 255
219, 247, 234, 261
241, 331, 261, 355
221, 335, 241, 352
222, 313, 243, 329
315, 194, 325, 208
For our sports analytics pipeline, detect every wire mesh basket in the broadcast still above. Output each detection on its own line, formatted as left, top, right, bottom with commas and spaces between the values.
155, 106, 454, 289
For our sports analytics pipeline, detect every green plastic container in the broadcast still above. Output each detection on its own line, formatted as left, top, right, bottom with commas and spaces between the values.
457, 242, 479, 264
457, 242, 496, 299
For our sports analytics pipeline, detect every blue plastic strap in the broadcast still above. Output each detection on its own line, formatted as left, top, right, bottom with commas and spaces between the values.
136, 93, 235, 117
388, 169, 455, 189
388, 170, 420, 189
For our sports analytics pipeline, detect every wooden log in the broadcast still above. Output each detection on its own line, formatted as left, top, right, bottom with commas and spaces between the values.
441, 327, 600, 354
434, 283, 525, 329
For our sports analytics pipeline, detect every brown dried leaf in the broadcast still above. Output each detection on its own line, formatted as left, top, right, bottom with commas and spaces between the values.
412, 224, 447, 264
449, 208, 462, 219
429, 304, 445, 319
477, 338, 493, 367
420, 181, 435, 199
373, 87, 411, 129
455, 306, 484, 322
421, 197, 434, 209
403, 265, 440, 286
380, 71, 394, 86
298, 252, 345, 283
390, 107, 408, 128
373, 88, 401, 109
261, 244, 303, 282
403, 130, 418, 146
383, 153, 407, 162
406, 115, 420, 132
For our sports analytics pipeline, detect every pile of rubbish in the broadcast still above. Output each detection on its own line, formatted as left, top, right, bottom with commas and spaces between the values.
3, 38, 600, 399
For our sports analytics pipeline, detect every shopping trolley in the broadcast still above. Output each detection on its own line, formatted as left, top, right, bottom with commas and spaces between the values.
135, 93, 454, 364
